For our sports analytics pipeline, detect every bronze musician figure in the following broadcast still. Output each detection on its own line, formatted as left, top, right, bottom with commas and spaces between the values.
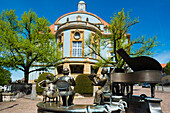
38, 74, 58, 103
89, 68, 110, 105
53, 68, 76, 106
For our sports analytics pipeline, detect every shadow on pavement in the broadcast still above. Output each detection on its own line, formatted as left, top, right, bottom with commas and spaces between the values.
0, 104, 18, 111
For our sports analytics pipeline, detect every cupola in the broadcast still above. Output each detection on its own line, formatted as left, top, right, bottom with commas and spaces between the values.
78, 1, 86, 11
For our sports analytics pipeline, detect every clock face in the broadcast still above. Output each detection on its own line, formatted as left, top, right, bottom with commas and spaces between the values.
75, 32, 80, 40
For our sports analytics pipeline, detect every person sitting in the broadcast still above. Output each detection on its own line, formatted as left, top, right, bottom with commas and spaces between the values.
38, 74, 57, 103
89, 68, 110, 105
53, 68, 76, 106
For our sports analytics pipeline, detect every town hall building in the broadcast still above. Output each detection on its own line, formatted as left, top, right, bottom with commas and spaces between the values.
29, 1, 130, 82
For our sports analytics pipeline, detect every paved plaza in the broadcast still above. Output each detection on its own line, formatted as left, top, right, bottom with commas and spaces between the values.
0, 86, 169, 113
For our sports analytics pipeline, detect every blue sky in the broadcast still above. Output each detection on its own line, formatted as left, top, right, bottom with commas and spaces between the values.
0, 0, 170, 81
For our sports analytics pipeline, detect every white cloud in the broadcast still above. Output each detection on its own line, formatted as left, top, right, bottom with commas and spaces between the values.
153, 50, 170, 64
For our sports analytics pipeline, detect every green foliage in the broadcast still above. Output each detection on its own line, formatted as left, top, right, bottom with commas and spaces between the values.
36, 72, 54, 95
85, 8, 160, 68
155, 84, 159, 86
165, 61, 170, 75
74, 74, 93, 94
0, 9, 61, 83
0, 67, 11, 85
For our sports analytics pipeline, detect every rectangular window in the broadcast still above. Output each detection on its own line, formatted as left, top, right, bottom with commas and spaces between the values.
60, 44, 63, 57
110, 52, 115, 61
72, 41, 82, 57
92, 52, 97, 59
106, 40, 111, 47
104, 28, 107, 33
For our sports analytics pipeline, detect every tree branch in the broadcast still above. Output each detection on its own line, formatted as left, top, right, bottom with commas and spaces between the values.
16, 65, 25, 72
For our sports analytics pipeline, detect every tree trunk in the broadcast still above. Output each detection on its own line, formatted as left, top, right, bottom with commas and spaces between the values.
24, 71, 29, 84
113, 36, 117, 63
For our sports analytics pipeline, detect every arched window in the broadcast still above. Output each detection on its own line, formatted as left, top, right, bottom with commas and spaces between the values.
67, 18, 69, 22
86, 18, 89, 22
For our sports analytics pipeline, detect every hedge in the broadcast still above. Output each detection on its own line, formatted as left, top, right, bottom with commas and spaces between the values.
74, 74, 93, 94
36, 72, 54, 95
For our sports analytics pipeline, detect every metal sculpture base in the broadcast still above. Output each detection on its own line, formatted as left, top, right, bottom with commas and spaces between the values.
122, 95, 162, 113
37, 95, 162, 113
37, 102, 120, 113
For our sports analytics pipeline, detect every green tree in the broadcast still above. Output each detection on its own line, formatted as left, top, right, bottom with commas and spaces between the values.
165, 61, 170, 75
85, 9, 159, 68
0, 67, 11, 85
0, 9, 61, 83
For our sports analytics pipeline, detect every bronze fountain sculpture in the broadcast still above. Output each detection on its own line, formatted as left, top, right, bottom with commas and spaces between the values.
38, 74, 58, 103
37, 48, 163, 113
53, 68, 76, 107
89, 68, 111, 105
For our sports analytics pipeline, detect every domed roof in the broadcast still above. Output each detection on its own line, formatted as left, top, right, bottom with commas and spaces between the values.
49, 11, 109, 34
54, 11, 109, 26
79, 1, 85, 4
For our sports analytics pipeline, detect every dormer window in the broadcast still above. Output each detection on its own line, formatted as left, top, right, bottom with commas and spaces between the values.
77, 15, 82, 21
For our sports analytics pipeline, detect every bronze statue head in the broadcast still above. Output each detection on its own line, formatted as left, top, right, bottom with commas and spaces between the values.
62, 68, 69, 75
46, 74, 52, 80
101, 68, 108, 74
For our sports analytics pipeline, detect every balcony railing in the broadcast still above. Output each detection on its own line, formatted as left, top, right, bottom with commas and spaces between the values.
55, 21, 102, 34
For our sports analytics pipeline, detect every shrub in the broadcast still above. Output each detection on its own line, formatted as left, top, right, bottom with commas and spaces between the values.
74, 74, 93, 94
36, 72, 54, 95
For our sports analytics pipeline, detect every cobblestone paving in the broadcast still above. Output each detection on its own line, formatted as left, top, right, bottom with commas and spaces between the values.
0, 86, 169, 113
0, 98, 41, 113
